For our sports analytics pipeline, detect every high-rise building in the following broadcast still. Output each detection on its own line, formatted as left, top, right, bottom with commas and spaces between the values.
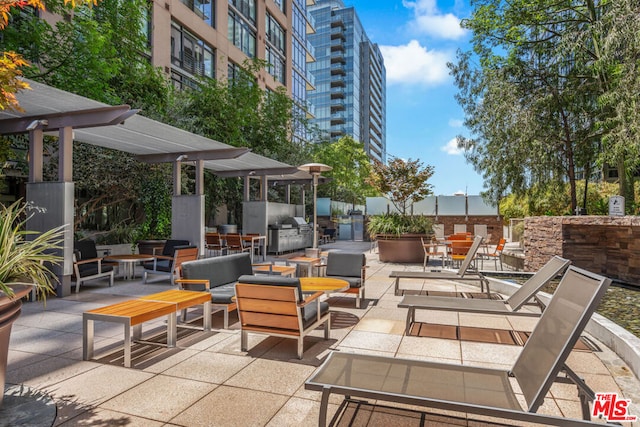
307, 0, 386, 162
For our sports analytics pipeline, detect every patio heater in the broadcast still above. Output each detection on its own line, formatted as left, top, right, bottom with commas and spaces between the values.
298, 163, 332, 250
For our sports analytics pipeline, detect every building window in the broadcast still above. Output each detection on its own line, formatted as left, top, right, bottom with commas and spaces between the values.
228, 61, 242, 83
171, 23, 215, 79
273, 0, 285, 13
266, 13, 285, 54
266, 46, 285, 83
171, 70, 198, 90
228, 0, 256, 24
181, 0, 214, 27
228, 10, 256, 57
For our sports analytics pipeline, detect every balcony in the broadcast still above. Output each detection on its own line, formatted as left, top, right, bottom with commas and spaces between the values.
306, 40, 316, 62
330, 64, 346, 76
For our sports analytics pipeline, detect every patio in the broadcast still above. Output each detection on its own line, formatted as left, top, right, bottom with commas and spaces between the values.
4, 241, 640, 426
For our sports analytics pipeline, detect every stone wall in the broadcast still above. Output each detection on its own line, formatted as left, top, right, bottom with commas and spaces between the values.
524, 216, 640, 283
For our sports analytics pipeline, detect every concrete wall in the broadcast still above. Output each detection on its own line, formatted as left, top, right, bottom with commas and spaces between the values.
524, 216, 640, 283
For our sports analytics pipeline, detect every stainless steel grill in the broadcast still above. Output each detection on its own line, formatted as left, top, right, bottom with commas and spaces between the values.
268, 217, 313, 254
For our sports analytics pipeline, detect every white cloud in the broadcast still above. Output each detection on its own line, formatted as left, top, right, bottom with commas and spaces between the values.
441, 137, 463, 155
380, 40, 452, 86
403, 0, 467, 40
448, 118, 463, 127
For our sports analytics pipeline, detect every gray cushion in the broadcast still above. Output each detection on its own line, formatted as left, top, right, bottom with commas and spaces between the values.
210, 283, 236, 304
162, 239, 190, 256
325, 252, 365, 280
181, 253, 254, 290
302, 300, 330, 328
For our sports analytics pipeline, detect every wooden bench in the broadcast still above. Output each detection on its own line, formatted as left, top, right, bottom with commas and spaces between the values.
83, 290, 211, 367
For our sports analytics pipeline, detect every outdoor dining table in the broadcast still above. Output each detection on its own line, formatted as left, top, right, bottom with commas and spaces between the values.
241, 235, 267, 262
299, 277, 349, 296
104, 254, 155, 280
287, 256, 321, 277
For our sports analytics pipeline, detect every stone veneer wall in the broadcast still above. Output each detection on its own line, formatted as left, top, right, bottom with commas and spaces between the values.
524, 216, 640, 283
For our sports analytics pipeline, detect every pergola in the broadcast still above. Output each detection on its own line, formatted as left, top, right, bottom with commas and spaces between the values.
0, 79, 318, 296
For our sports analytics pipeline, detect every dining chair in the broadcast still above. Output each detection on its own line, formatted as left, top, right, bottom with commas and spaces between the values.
480, 237, 506, 270
421, 237, 446, 270
205, 232, 227, 257
225, 233, 250, 255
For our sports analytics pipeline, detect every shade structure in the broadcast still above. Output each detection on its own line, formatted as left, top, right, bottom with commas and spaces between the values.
298, 163, 332, 249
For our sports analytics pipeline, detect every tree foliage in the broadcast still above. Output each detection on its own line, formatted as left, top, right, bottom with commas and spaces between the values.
312, 136, 376, 204
451, 0, 639, 213
367, 157, 434, 215
0, 0, 98, 110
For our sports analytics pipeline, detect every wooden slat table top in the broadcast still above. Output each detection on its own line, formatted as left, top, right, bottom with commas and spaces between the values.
140, 289, 211, 309
85, 299, 177, 326
300, 277, 349, 293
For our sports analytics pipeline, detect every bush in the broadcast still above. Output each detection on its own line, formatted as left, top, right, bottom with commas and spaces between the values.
367, 214, 433, 237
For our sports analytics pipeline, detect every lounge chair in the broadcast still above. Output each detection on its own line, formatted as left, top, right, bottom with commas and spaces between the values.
306, 265, 612, 426
398, 255, 571, 334
390, 235, 490, 296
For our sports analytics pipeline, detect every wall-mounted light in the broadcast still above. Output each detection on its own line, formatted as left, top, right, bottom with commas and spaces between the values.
26, 119, 48, 131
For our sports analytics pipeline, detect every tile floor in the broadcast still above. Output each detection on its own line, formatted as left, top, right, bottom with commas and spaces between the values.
4, 242, 640, 426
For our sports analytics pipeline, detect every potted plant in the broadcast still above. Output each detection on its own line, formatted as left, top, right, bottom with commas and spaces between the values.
367, 214, 434, 263
367, 157, 435, 263
0, 200, 64, 405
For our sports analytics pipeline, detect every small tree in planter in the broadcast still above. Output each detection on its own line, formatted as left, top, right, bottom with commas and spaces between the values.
367, 157, 435, 262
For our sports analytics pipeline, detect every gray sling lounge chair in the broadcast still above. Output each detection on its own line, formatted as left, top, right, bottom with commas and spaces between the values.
398, 255, 571, 334
306, 266, 612, 426
390, 235, 491, 296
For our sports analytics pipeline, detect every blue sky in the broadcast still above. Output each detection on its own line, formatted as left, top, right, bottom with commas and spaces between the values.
344, 0, 484, 196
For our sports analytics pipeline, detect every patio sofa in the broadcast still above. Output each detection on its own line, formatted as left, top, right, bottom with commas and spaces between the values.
176, 252, 254, 328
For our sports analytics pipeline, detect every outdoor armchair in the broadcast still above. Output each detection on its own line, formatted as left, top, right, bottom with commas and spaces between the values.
72, 240, 115, 293
324, 251, 367, 308
235, 274, 331, 359
142, 240, 195, 286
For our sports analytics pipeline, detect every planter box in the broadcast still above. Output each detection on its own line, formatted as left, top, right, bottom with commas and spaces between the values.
377, 235, 428, 263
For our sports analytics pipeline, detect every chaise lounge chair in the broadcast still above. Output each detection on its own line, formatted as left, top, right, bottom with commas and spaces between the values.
306, 265, 613, 426
390, 235, 491, 296
398, 255, 571, 334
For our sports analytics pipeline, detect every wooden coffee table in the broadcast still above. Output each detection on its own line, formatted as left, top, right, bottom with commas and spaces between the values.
140, 289, 212, 331
300, 277, 349, 296
104, 254, 154, 280
83, 299, 177, 368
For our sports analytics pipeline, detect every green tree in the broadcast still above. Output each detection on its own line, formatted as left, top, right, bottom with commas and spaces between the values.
450, 0, 629, 211
312, 136, 375, 204
367, 157, 434, 215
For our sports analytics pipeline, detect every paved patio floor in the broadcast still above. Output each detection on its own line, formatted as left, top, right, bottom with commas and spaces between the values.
4, 241, 640, 426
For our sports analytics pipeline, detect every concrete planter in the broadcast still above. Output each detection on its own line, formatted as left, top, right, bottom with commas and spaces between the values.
377, 234, 429, 263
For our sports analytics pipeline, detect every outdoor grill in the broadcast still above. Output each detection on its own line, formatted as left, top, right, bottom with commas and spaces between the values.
268, 217, 313, 254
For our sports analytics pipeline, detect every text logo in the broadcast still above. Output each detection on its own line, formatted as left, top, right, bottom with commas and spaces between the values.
592, 393, 637, 422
